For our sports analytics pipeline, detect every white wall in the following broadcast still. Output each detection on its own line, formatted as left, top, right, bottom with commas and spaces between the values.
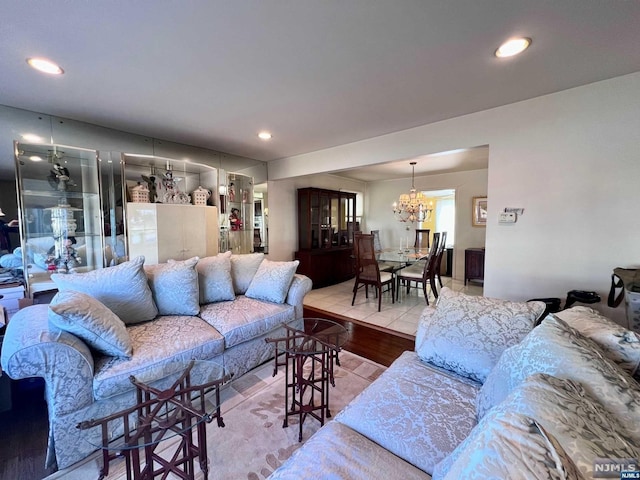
268, 72, 640, 325
366, 169, 488, 280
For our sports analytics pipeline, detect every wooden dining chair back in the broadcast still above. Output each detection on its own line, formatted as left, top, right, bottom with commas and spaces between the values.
396, 232, 440, 304
414, 229, 431, 250
369, 230, 395, 272
352, 233, 395, 311
434, 231, 447, 288
352, 232, 368, 271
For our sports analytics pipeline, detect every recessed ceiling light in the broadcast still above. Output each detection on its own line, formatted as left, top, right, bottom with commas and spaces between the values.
22, 133, 44, 143
29, 156, 43, 162
258, 131, 272, 141
495, 37, 531, 58
26, 57, 64, 75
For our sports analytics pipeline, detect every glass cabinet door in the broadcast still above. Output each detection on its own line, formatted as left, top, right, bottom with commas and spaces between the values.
339, 194, 355, 246
320, 193, 331, 248
330, 196, 339, 246
310, 190, 320, 248
297, 188, 357, 251
220, 171, 254, 253
14, 142, 103, 295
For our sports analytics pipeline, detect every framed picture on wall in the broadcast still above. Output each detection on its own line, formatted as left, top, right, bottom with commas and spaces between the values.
472, 196, 488, 227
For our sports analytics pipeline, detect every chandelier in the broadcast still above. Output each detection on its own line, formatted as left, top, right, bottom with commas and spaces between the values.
392, 162, 433, 223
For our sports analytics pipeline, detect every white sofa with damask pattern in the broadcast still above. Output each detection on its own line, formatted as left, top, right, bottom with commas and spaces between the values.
269, 288, 640, 479
1, 252, 311, 471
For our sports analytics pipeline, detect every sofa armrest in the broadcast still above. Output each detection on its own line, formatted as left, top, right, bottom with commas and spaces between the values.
286, 274, 313, 319
415, 305, 436, 350
1, 304, 95, 415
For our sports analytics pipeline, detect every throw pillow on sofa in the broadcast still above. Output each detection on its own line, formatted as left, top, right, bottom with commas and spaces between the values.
145, 257, 200, 316
52, 255, 158, 324
416, 288, 545, 382
245, 259, 300, 304
230, 253, 264, 294
477, 316, 640, 443
553, 306, 640, 380
49, 290, 133, 358
437, 373, 639, 479
432, 410, 581, 480
196, 251, 235, 303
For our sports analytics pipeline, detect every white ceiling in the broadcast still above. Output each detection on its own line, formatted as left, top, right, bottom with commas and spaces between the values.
1, 1, 640, 181
332, 146, 489, 182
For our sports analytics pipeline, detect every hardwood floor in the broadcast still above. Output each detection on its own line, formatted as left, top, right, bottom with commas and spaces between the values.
0, 312, 413, 479
0, 378, 52, 480
304, 305, 414, 367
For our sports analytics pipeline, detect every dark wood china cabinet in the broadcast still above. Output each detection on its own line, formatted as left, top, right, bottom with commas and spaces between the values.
295, 188, 357, 288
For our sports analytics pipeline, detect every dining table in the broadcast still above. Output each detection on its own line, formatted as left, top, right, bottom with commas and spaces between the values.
377, 248, 430, 264
376, 248, 430, 274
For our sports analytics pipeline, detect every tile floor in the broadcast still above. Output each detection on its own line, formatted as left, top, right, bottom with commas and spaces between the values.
304, 276, 483, 337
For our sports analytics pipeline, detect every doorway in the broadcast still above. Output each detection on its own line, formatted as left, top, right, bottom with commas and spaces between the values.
416, 189, 455, 245
417, 188, 455, 275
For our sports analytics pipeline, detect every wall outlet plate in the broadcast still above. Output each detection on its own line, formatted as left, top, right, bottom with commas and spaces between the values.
498, 212, 517, 224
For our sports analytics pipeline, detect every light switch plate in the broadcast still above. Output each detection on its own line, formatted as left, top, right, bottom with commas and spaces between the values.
498, 212, 517, 224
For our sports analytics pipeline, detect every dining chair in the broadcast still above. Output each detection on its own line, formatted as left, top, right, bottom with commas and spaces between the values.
396, 232, 440, 304
414, 229, 431, 249
370, 230, 394, 272
352, 233, 395, 311
434, 231, 447, 288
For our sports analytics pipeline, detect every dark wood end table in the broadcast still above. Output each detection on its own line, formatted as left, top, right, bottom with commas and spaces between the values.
78, 360, 230, 480
266, 318, 349, 442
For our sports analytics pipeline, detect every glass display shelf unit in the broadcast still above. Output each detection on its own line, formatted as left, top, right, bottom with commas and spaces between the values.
121, 153, 219, 207
121, 154, 222, 264
14, 142, 105, 295
219, 171, 254, 254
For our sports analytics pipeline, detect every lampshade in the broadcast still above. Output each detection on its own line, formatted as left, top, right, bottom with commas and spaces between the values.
392, 162, 433, 223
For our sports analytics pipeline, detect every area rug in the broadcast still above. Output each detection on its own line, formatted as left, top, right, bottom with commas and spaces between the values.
46, 350, 385, 480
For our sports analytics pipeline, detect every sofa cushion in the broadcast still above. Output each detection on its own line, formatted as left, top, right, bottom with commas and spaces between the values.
553, 306, 640, 380
198, 296, 295, 348
477, 316, 640, 443
335, 351, 480, 475
433, 410, 581, 480
269, 421, 430, 480
144, 257, 200, 316
442, 373, 640, 479
245, 259, 299, 304
416, 288, 544, 383
196, 251, 235, 303
0, 252, 22, 269
230, 253, 264, 294
92, 315, 224, 400
48, 290, 132, 358
52, 256, 158, 325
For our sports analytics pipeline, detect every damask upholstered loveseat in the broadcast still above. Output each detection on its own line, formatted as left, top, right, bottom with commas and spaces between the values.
1, 252, 312, 470
269, 288, 640, 479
